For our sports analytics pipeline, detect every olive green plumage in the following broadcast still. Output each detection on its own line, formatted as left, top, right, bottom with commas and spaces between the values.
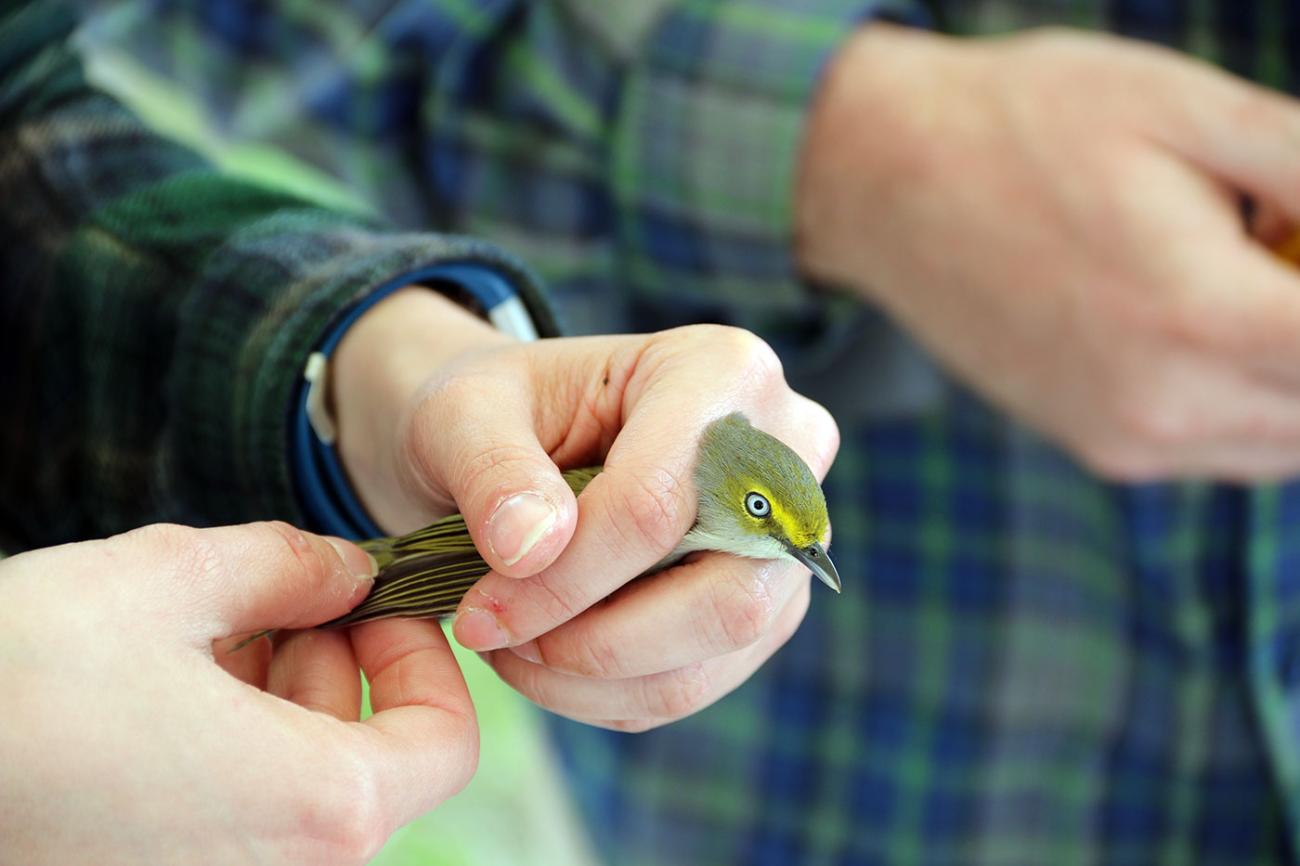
683, 412, 831, 562
232, 414, 834, 650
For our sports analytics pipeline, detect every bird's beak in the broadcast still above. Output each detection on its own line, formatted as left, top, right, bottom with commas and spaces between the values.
788, 541, 841, 593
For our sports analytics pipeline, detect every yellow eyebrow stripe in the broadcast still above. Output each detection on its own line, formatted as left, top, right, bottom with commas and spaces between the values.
750, 484, 818, 549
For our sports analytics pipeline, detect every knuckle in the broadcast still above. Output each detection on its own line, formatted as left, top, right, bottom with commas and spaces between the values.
1115, 395, 1199, 452
675, 325, 784, 381
1160, 296, 1241, 354
450, 719, 481, 795
115, 524, 225, 620
423, 707, 479, 799
1226, 89, 1287, 140
499, 651, 567, 713
707, 570, 777, 652
803, 400, 841, 475
132, 522, 226, 592
259, 520, 332, 590
615, 466, 690, 554
1231, 410, 1299, 446
526, 575, 586, 627
451, 441, 541, 506
550, 628, 624, 680
124, 522, 205, 565
776, 588, 813, 646
1076, 439, 1163, 482
720, 327, 784, 382
645, 663, 713, 719
298, 761, 388, 864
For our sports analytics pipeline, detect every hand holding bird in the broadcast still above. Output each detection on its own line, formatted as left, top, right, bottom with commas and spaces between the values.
235, 289, 840, 731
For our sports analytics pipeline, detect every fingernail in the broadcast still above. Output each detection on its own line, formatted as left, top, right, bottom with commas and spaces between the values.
455, 608, 511, 651
325, 537, 379, 581
510, 640, 542, 664
487, 492, 557, 567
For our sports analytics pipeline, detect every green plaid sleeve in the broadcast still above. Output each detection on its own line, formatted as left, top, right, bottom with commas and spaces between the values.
0, 0, 556, 550
606, 0, 926, 322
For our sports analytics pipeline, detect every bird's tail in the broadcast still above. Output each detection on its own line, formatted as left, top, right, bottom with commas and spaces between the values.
331, 514, 490, 627
228, 513, 490, 651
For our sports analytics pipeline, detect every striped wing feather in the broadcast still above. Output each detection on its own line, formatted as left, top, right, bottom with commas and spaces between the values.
322, 466, 602, 628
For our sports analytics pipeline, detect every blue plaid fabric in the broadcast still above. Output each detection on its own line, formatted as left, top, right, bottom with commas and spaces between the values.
79, 1, 1300, 863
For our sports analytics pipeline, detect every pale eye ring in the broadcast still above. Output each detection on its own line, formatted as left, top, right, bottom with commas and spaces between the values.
744, 491, 771, 518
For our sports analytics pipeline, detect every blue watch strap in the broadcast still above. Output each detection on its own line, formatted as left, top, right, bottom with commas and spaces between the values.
291, 263, 538, 539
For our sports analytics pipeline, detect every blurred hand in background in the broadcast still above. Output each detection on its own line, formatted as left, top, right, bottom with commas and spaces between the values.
800, 24, 1300, 481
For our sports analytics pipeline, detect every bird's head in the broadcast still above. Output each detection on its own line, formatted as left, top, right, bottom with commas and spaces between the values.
688, 412, 840, 592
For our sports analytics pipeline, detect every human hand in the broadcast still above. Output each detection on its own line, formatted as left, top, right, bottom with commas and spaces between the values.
798, 24, 1300, 480
0, 522, 477, 865
331, 289, 839, 730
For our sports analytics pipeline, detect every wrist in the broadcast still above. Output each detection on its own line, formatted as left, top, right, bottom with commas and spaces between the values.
794, 24, 970, 296
330, 287, 514, 531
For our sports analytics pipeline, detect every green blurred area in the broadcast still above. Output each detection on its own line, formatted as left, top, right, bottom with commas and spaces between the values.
81, 48, 598, 866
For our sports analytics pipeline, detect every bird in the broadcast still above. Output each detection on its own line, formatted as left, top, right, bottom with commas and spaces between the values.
232, 412, 836, 649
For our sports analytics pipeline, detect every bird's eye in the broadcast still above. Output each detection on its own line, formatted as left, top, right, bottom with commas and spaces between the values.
744, 492, 771, 518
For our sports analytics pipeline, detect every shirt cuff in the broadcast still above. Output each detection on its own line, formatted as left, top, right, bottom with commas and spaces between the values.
291, 263, 541, 540
610, 0, 927, 334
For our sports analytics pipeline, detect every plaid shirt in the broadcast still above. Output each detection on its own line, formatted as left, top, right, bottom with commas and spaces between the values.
0, 0, 557, 550
39, 0, 1300, 863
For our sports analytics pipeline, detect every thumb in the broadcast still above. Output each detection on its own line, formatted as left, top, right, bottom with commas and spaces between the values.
404, 375, 578, 578
117, 521, 377, 640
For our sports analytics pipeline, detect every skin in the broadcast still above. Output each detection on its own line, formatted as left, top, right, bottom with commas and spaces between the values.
327, 289, 840, 731
0, 522, 477, 865
797, 25, 1300, 481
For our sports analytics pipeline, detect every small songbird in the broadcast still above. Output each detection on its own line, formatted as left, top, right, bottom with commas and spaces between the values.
234, 412, 836, 648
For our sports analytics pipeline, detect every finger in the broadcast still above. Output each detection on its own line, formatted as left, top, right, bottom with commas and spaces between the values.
506, 553, 811, 679
212, 633, 272, 689
1175, 445, 1300, 482
1131, 375, 1300, 480
116, 522, 378, 640
485, 584, 810, 724
1150, 61, 1300, 220
404, 364, 579, 577
1063, 346, 1300, 480
454, 327, 818, 651
1171, 237, 1300, 375
764, 392, 841, 480
266, 630, 362, 721
340, 619, 479, 828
